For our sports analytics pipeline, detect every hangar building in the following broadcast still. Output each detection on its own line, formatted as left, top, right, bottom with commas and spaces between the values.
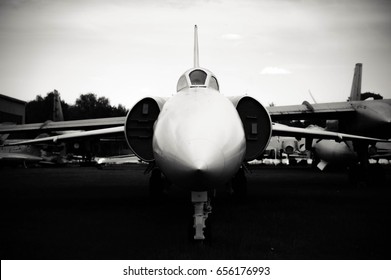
0, 94, 26, 124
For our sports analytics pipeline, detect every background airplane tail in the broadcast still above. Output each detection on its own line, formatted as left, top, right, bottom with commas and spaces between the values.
349, 63, 362, 101
52, 90, 64, 122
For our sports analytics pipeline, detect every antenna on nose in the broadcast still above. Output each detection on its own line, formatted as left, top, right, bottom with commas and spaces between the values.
194, 25, 199, 68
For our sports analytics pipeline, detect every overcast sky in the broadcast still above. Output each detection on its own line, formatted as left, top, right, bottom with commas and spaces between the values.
1, 0, 390, 109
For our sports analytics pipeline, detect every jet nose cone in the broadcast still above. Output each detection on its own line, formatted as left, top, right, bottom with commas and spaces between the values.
183, 139, 224, 168
189, 160, 210, 187
193, 160, 208, 174
172, 139, 226, 190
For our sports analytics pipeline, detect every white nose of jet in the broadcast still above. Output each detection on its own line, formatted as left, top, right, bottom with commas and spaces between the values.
152, 91, 246, 191
174, 139, 226, 189
153, 137, 227, 190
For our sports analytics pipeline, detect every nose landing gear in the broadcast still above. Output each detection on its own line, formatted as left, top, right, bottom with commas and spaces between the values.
191, 191, 212, 240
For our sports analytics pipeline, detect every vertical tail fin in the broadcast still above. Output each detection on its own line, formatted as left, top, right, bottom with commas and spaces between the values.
194, 25, 199, 68
349, 63, 362, 101
52, 90, 64, 122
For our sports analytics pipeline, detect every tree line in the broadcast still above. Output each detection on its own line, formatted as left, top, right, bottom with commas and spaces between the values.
26, 90, 128, 123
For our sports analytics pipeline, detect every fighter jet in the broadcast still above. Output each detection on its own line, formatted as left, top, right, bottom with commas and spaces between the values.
268, 63, 391, 141
1, 26, 389, 240
270, 64, 391, 171
0, 92, 66, 167
0, 142, 43, 167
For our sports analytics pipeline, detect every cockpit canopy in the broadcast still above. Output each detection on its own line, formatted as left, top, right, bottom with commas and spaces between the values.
177, 68, 220, 92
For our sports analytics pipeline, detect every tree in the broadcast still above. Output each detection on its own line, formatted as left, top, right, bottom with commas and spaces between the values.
116, 104, 127, 116
68, 93, 127, 120
26, 90, 66, 123
26, 91, 128, 123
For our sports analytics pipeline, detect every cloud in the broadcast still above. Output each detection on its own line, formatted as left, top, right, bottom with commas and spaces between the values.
221, 33, 242, 40
260, 67, 291, 75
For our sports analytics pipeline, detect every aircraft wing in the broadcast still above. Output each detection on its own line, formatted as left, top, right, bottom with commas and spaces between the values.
3, 126, 124, 146
3, 114, 389, 149
268, 99, 391, 121
268, 101, 356, 121
4, 121, 389, 147
272, 123, 390, 142
0, 117, 126, 134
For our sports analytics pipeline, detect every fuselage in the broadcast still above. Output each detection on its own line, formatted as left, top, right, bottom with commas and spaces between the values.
0, 143, 42, 162
341, 99, 391, 139
153, 87, 246, 191
313, 100, 391, 168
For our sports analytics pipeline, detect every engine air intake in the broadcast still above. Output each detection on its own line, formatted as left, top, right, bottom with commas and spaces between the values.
124, 97, 161, 161
235, 96, 272, 161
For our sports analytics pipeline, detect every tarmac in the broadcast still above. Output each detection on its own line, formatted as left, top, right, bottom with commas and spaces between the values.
1, 164, 390, 260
